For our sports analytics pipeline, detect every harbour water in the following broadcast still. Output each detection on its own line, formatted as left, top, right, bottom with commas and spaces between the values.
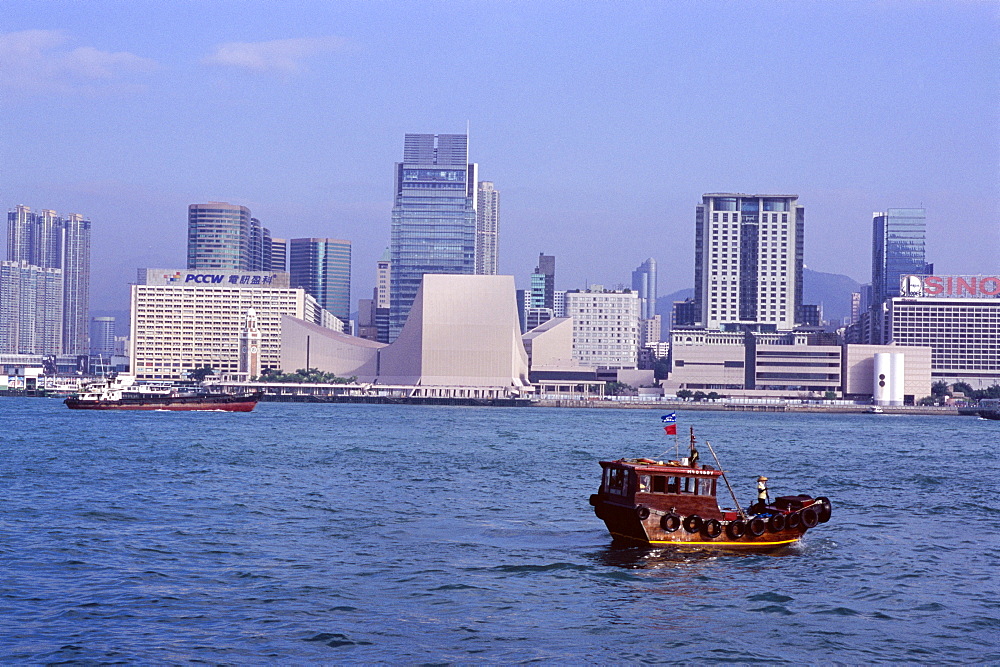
1, 399, 997, 663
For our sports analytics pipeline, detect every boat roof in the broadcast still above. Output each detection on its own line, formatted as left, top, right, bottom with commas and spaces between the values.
600, 458, 723, 477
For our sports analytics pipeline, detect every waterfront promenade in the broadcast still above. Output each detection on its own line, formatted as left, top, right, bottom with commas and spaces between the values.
534, 398, 961, 416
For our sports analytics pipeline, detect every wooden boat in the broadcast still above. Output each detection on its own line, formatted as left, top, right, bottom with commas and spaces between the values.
64, 375, 261, 412
589, 429, 831, 551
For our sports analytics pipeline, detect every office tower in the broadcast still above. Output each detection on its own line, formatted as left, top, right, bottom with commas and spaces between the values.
90, 317, 116, 356
269, 238, 287, 272
694, 193, 804, 330
672, 298, 697, 328
187, 202, 253, 270
389, 133, 477, 341
871, 208, 929, 309
0, 261, 63, 354
5, 205, 90, 354
248, 217, 271, 271
475, 181, 499, 275
553, 290, 566, 318
632, 258, 657, 320
530, 253, 555, 309
289, 238, 352, 323
375, 249, 391, 343
868, 208, 930, 344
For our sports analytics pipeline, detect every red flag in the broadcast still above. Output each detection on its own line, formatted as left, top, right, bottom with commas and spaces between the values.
664, 424, 677, 435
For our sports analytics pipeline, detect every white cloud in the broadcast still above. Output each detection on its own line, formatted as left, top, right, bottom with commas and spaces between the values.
0, 29, 157, 93
202, 36, 347, 73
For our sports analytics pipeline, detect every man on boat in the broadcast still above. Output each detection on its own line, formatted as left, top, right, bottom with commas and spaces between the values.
750, 476, 769, 513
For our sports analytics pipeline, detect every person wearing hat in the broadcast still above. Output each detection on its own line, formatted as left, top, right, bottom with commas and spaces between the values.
751, 476, 770, 513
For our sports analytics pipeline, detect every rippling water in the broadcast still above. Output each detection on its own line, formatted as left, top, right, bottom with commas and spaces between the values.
1, 399, 998, 663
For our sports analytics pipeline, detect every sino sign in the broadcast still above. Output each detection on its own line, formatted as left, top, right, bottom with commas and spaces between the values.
900, 275, 1000, 298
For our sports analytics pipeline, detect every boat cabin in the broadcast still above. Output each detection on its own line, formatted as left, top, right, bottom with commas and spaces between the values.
599, 459, 727, 520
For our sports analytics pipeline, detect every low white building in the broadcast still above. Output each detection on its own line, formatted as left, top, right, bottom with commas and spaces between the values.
130, 268, 343, 381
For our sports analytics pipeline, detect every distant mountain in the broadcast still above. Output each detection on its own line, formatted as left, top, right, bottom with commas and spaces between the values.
803, 268, 861, 324
651, 269, 861, 326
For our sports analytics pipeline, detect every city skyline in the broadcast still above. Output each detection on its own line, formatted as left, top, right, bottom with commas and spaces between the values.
1, 3, 997, 313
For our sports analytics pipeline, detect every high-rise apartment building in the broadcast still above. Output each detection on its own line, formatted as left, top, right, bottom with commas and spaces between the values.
0, 260, 63, 354
61, 213, 91, 354
187, 202, 271, 271
289, 238, 352, 323
475, 181, 500, 275
5, 205, 90, 354
693, 193, 804, 330
6, 205, 33, 262
632, 258, 657, 320
389, 133, 477, 341
375, 249, 391, 343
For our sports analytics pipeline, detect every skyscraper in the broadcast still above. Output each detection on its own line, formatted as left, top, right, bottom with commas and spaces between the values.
694, 193, 804, 330
0, 260, 63, 355
475, 181, 500, 275
530, 253, 555, 309
5, 205, 90, 354
61, 213, 91, 354
269, 238, 287, 272
187, 202, 270, 271
871, 208, 929, 308
869, 208, 930, 344
89, 316, 116, 356
389, 133, 477, 341
248, 217, 270, 271
375, 248, 391, 343
289, 238, 352, 323
631, 257, 657, 320
6, 205, 33, 262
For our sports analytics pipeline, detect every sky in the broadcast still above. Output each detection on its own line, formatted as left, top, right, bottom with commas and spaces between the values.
2, 1, 998, 313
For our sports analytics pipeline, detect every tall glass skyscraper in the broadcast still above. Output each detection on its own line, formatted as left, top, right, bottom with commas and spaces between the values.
870, 208, 929, 343
289, 238, 352, 324
389, 133, 477, 341
187, 202, 271, 271
529, 253, 555, 309
871, 208, 929, 307
631, 257, 657, 320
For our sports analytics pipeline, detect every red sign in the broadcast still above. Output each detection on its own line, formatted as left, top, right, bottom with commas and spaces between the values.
902, 275, 1000, 298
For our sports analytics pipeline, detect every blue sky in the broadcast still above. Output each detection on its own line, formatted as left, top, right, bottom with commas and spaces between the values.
2, 1, 997, 311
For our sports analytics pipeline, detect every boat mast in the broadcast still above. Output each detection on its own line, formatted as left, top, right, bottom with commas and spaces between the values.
705, 439, 746, 519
